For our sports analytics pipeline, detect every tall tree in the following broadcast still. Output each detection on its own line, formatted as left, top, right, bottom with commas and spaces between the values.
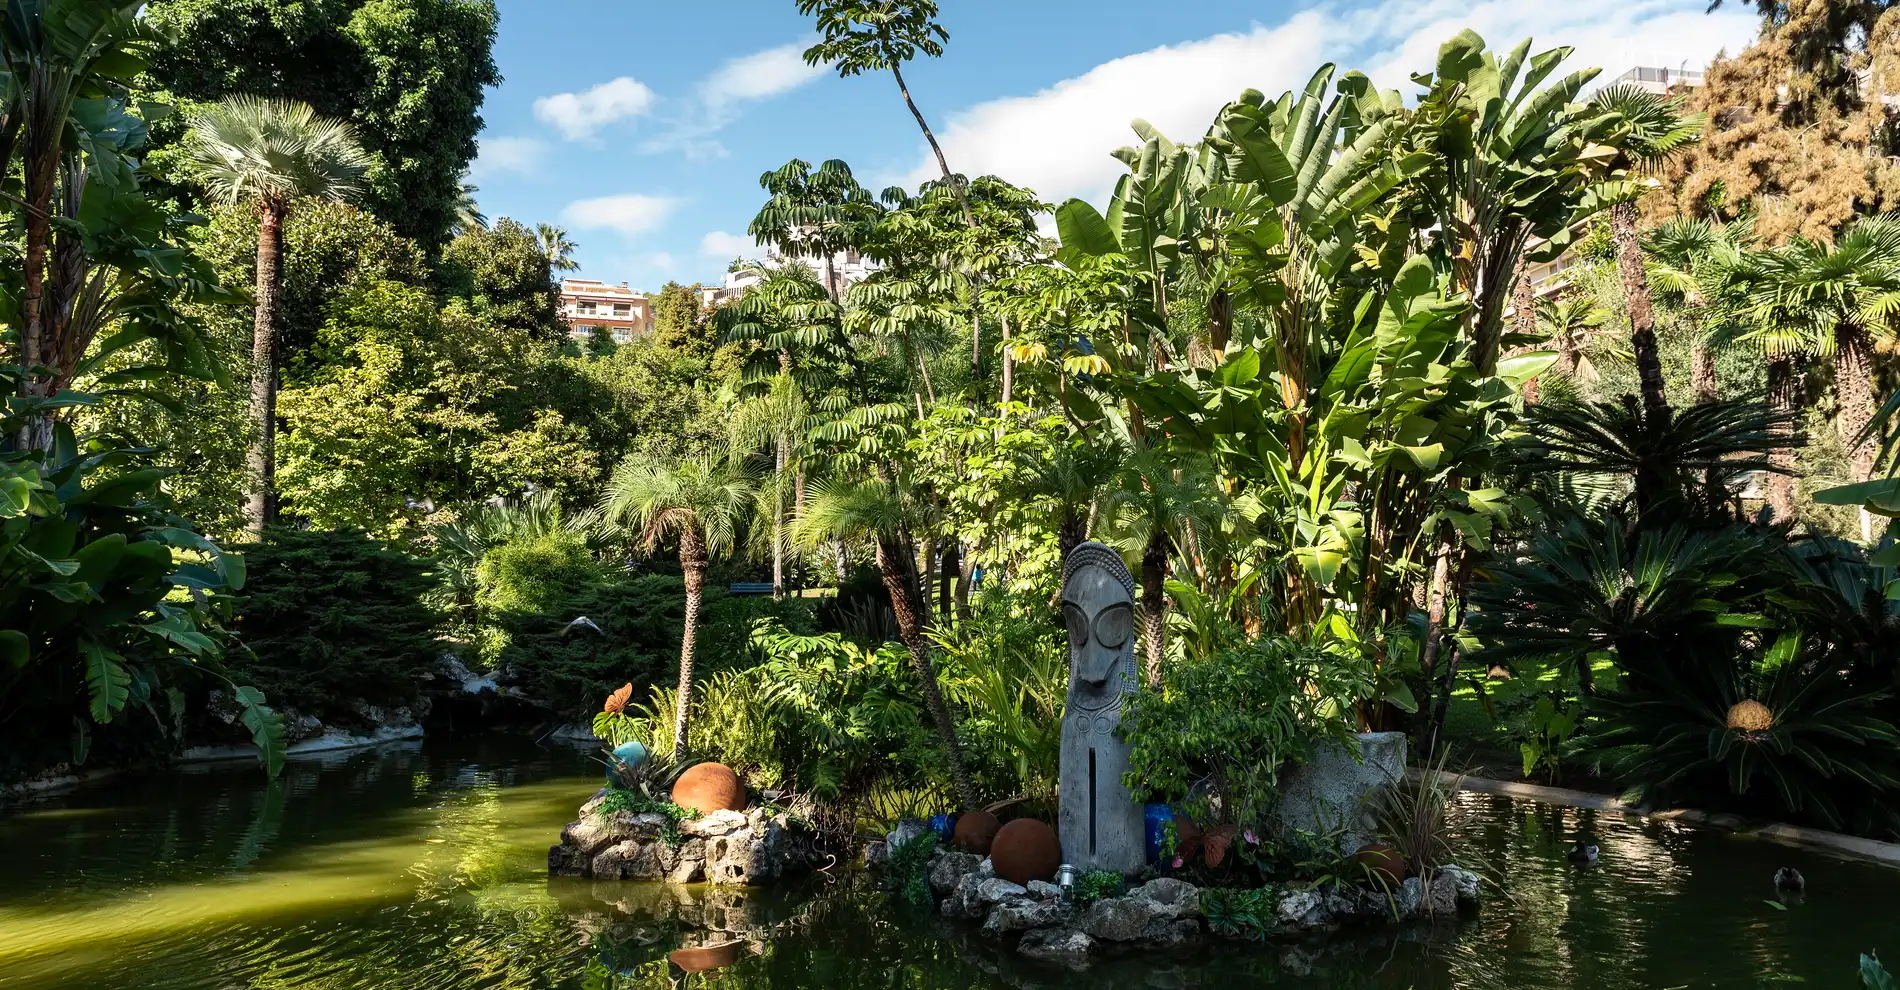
796, 476, 979, 811
651, 281, 715, 354
1589, 84, 1706, 421
1645, 216, 1754, 405
601, 455, 752, 753
438, 218, 564, 340
146, 0, 500, 248
452, 171, 486, 236
536, 223, 579, 272
799, 0, 971, 224
182, 96, 370, 538
748, 158, 878, 303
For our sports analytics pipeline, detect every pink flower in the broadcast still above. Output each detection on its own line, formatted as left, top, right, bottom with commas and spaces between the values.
1244, 830, 1259, 845
1171, 856, 1184, 869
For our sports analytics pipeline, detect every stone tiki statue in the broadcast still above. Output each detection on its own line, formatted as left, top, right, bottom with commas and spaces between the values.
1057, 541, 1145, 875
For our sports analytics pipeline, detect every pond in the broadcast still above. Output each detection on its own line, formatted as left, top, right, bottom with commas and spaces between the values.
0, 736, 1894, 990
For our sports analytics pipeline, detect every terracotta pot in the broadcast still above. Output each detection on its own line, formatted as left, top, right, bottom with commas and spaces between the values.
1353, 841, 1406, 883
670, 762, 747, 814
1172, 816, 1203, 864
990, 818, 1060, 886
668, 941, 740, 973
953, 809, 1000, 854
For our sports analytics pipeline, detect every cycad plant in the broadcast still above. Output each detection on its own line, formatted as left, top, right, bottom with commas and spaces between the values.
600, 455, 753, 754
182, 96, 371, 538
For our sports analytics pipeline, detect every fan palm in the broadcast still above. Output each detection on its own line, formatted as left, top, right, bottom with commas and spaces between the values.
452, 172, 487, 236
536, 223, 579, 273
1734, 214, 1900, 535
182, 96, 371, 538
601, 455, 753, 753
794, 474, 979, 811
1644, 216, 1753, 405
1587, 84, 1706, 421
1536, 294, 1608, 381
1100, 448, 1227, 687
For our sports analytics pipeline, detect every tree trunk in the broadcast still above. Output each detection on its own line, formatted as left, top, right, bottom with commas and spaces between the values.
772, 433, 788, 597
824, 254, 841, 305
1141, 529, 1169, 689
15, 125, 58, 451
675, 531, 707, 755
1689, 312, 1718, 404
1766, 354, 1800, 525
1209, 288, 1233, 356
1835, 322, 1879, 541
1511, 258, 1538, 404
1425, 553, 1476, 756
955, 540, 976, 626
244, 199, 287, 539
879, 535, 979, 811
918, 536, 937, 626
1415, 533, 1456, 740
938, 539, 958, 625
999, 314, 1015, 408
1613, 202, 1670, 422
890, 62, 972, 227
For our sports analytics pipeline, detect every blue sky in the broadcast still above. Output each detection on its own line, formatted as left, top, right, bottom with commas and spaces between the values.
470, 0, 1760, 292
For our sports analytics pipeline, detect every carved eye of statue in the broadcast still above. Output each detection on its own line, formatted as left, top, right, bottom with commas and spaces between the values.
1062, 603, 1090, 650
1093, 603, 1132, 649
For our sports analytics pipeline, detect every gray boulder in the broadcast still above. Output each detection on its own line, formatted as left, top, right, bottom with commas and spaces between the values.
1131, 878, 1201, 920
974, 878, 1028, 905
1441, 864, 1482, 908
1275, 888, 1328, 929
1078, 896, 1162, 941
930, 851, 983, 897
1138, 917, 1202, 948
1017, 927, 1094, 966
982, 896, 1075, 935
1025, 880, 1063, 900
1426, 870, 1459, 916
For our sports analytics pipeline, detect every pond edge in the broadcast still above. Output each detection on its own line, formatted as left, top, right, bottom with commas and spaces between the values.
1430, 771, 1900, 868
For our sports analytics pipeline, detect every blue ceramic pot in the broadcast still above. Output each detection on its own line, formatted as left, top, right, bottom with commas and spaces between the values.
929, 812, 960, 841
1143, 804, 1175, 864
605, 740, 648, 783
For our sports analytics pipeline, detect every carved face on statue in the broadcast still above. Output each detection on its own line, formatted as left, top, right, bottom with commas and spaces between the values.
1061, 543, 1137, 714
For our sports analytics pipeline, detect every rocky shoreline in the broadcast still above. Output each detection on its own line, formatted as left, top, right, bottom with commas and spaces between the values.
922, 846, 1481, 965
548, 788, 826, 886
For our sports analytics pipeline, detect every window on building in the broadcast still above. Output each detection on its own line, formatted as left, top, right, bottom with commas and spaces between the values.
613, 303, 630, 316
613, 328, 631, 343
577, 301, 597, 314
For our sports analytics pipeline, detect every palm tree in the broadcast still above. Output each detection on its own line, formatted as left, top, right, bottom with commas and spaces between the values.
1588, 85, 1706, 421
799, 0, 972, 225
1015, 434, 1126, 563
182, 96, 371, 538
795, 474, 980, 810
1536, 294, 1609, 382
1101, 448, 1226, 688
1645, 216, 1753, 405
536, 223, 579, 273
1736, 215, 1900, 534
601, 455, 753, 753
452, 170, 487, 236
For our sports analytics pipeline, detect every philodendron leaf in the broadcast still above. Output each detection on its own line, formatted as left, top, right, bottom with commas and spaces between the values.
233, 685, 286, 779
83, 642, 131, 723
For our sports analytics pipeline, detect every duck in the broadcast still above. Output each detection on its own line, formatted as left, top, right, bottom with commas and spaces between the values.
1567, 839, 1599, 865
1774, 867, 1805, 892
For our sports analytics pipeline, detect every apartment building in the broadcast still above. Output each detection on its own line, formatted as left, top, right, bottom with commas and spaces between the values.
702, 246, 877, 309
560, 280, 653, 342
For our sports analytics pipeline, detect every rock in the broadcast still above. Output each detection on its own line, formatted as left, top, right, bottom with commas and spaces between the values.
1275, 889, 1328, 929
1130, 878, 1200, 920
930, 851, 983, 897
577, 787, 611, 817
672, 762, 747, 815
1017, 927, 1094, 965
1441, 864, 1481, 908
1273, 731, 1407, 854
975, 857, 995, 880
1397, 877, 1424, 918
982, 896, 1074, 935
1078, 895, 1162, 941
974, 878, 1028, 905
887, 818, 931, 853
559, 818, 620, 858
1026, 880, 1063, 900
941, 873, 989, 920
861, 840, 889, 868
1138, 917, 1201, 948
592, 839, 664, 880
1426, 870, 1459, 916
633, 811, 671, 828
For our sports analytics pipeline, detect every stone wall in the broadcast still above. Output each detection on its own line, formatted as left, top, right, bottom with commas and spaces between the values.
548, 790, 823, 886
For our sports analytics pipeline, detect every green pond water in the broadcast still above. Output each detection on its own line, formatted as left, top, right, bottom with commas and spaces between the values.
0, 736, 1895, 990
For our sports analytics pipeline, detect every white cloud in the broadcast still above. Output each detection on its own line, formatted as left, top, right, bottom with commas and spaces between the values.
643, 41, 826, 157
699, 230, 763, 260
470, 135, 546, 178
901, 0, 1757, 206
701, 43, 825, 112
561, 194, 683, 237
534, 77, 657, 141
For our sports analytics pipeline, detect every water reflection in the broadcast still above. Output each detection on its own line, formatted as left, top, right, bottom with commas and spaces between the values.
0, 740, 1895, 990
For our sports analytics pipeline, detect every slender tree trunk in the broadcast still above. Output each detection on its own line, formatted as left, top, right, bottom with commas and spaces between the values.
1689, 311, 1718, 404
1425, 554, 1476, 756
244, 199, 287, 539
890, 62, 972, 226
918, 536, 937, 625
824, 254, 840, 304
1835, 323, 1879, 541
955, 540, 976, 626
938, 539, 957, 625
1766, 354, 1800, 525
1511, 259, 1539, 404
16, 127, 59, 451
1141, 529, 1169, 689
1415, 533, 1456, 739
674, 532, 707, 755
1613, 202, 1669, 422
999, 314, 1015, 407
773, 433, 788, 597
879, 535, 979, 810
1209, 288, 1232, 356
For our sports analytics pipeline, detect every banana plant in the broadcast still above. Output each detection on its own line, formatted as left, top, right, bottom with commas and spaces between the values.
1, 375, 282, 776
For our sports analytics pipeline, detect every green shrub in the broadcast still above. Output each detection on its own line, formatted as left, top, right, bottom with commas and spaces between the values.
1121, 635, 1366, 825
477, 529, 597, 614
230, 528, 440, 725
